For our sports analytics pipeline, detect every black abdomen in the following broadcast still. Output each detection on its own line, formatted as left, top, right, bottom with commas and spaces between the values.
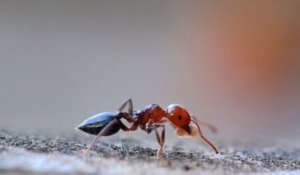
78, 112, 122, 136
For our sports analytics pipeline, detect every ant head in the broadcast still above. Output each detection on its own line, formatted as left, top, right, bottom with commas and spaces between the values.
166, 104, 192, 134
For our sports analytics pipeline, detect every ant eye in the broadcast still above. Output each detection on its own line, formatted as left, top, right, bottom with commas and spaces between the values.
177, 115, 182, 120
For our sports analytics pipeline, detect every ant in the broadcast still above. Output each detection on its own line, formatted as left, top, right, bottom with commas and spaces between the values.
78, 99, 219, 158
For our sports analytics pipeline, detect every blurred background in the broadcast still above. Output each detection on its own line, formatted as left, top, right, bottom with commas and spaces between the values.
1, 0, 299, 146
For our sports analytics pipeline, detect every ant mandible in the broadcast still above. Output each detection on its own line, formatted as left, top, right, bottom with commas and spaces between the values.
78, 99, 219, 158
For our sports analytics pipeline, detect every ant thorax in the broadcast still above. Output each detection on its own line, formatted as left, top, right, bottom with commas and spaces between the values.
133, 104, 167, 123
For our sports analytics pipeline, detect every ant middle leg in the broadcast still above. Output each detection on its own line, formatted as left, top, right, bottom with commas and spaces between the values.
146, 124, 166, 158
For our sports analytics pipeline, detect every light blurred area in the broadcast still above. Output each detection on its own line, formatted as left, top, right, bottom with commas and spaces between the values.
0, 1, 299, 145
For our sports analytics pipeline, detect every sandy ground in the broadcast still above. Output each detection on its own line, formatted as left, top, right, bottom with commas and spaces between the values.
0, 130, 299, 175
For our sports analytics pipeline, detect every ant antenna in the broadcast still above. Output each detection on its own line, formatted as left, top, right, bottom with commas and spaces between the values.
190, 119, 219, 154
192, 116, 218, 133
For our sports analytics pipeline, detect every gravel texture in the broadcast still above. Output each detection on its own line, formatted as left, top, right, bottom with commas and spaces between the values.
0, 130, 299, 175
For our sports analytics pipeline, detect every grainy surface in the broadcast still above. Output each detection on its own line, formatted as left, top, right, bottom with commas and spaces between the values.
0, 130, 299, 175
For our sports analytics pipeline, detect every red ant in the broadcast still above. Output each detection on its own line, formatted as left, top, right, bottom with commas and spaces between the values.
78, 99, 219, 158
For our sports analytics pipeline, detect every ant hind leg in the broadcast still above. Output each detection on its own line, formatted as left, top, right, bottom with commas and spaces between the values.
118, 98, 133, 117
85, 119, 118, 155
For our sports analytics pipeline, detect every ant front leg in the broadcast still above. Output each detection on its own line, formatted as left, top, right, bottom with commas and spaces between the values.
146, 124, 166, 158
118, 98, 133, 117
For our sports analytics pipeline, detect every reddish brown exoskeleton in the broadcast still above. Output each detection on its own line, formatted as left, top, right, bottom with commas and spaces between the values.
78, 99, 219, 158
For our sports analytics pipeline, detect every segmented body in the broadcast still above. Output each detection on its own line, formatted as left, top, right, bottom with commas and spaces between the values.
78, 99, 219, 156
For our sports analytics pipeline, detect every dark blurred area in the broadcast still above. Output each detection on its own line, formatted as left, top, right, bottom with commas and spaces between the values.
1, 1, 299, 145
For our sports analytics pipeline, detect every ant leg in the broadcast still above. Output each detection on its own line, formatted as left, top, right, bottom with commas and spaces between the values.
121, 113, 134, 123
152, 127, 163, 158
118, 121, 130, 131
190, 119, 219, 154
118, 98, 133, 117
192, 116, 218, 133
129, 123, 139, 131
157, 125, 165, 158
118, 116, 138, 131
85, 119, 118, 154
119, 115, 138, 131
161, 125, 165, 146
146, 124, 165, 158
